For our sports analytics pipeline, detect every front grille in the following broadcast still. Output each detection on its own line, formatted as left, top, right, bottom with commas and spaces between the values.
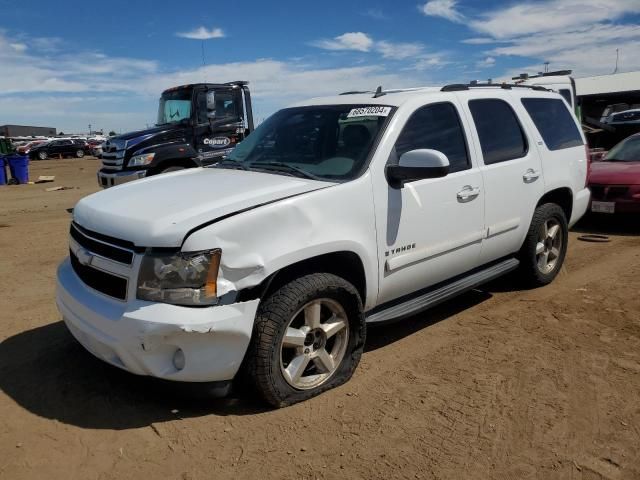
590, 185, 629, 200
70, 250, 128, 300
70, 224, 133, 265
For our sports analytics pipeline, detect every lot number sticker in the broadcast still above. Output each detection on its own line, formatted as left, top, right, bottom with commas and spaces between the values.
347, 106, 392, 118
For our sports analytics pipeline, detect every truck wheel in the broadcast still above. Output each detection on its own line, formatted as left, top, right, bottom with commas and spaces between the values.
518, 203, 568, 287
75, 149, 84, 158
245, 273, 366, 407
38, 151, 47, 160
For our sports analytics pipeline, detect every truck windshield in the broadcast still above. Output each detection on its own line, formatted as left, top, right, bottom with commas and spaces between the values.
157, 89, 192, 125
224, 105, 393, 181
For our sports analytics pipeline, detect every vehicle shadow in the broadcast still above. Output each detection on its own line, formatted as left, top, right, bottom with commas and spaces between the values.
0, 321, 270, 430
571, 213, 640, 236
1, 289, 504, 430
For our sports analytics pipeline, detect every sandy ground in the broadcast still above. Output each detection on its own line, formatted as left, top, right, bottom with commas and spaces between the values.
1, 158, 639, 480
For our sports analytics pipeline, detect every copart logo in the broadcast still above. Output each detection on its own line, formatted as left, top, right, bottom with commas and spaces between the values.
204, 137, 231, 148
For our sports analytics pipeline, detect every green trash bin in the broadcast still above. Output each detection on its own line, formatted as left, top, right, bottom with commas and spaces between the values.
0, 138, 12, 155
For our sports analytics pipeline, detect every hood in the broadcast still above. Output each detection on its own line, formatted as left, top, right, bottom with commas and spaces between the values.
114, 124, 176, 142
73, 168, 333, 247
589, 161, 640, 185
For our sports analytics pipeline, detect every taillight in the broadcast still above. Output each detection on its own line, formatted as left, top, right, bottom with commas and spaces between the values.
584, 144, 591, 188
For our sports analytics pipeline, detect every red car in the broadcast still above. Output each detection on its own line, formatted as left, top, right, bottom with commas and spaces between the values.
588, 133, 640, 214
16, 140, 46, 155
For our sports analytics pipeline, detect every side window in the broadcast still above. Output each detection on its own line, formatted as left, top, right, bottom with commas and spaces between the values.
468, 99, 527, 165
521, 98, 584, 151
394, 102, 470, 173
558, 89, 572, 106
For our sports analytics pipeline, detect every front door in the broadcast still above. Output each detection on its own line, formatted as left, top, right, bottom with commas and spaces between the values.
375, 101, 485, 305
193, 88, 242, 165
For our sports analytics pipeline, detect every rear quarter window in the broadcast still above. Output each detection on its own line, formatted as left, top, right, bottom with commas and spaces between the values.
521, 98, 583, 151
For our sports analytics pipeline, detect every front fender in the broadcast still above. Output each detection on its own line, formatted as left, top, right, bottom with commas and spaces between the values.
181, 175, 380, 310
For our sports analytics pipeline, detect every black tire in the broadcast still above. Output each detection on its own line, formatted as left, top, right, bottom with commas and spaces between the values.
159, 166, 185, 174
38, 151, 47, 160
518, 203, 568, 287
75, 149, 84, 158
244, 273, 366, 407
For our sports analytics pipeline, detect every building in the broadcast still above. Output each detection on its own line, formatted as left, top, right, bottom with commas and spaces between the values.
0, 124, 57, 137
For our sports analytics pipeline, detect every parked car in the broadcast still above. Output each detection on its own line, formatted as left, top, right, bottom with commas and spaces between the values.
29, 139, 86, 160
57, 84, 589, 407
602, 108, 640, 125
589, 133, 640, 213
16, 140, 47, 155
86, 140, 104, 157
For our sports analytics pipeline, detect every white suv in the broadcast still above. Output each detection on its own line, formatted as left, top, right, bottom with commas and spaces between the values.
56, 84, 590, 407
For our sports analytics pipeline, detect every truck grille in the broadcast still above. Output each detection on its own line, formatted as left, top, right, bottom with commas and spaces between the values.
70, 223, 134, 265
101, 139, 126, 171
70, 250, 128, 301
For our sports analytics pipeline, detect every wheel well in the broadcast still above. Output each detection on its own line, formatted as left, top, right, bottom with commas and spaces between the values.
239, 251, 367, 304
149, 158, 198, 175
537, 188, 573, 221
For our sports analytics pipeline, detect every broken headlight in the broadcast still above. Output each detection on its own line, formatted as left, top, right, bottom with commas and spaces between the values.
137, 249, 221, 306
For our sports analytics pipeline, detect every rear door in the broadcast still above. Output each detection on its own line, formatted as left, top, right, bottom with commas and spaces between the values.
459, 92, 544, 264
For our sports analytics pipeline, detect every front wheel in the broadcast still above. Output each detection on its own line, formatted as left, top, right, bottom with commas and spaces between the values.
244, 273, 366, 407
38, 151, 47, 160
75, 149, 85, 158
518, 203, 568, 287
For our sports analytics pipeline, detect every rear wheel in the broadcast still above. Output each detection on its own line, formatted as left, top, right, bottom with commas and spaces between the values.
75, 149, 84, 158
518, 203, 568, 286
38, 151, 47, 160
245, 273, 365, 407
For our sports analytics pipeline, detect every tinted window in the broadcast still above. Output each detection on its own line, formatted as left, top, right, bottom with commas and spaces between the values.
469, 99, 527, 165
522, 98, 583, 151
394, 103, 469, 173
559, 89, 572, 106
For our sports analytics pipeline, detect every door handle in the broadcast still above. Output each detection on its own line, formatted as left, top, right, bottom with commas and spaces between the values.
523, 169, 540, 183
457, 185, 480, 202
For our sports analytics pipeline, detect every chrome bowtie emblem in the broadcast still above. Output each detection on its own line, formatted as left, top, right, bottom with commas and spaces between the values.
76, 247, 94, 266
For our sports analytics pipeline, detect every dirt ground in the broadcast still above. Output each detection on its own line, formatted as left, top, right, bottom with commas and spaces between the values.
1, 158, 639, 480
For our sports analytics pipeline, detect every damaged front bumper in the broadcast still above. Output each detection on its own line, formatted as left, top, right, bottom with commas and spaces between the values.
56, 258, 259, 383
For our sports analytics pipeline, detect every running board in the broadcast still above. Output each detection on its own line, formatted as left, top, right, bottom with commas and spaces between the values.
366, 258, 519, 324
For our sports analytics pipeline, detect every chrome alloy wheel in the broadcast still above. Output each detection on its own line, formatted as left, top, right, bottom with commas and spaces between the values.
280, 298, 349, 390
535, 218, 563, 274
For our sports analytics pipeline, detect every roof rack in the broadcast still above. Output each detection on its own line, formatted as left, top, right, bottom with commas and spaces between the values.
512, 70, 572, 80
441, 83, 550, 92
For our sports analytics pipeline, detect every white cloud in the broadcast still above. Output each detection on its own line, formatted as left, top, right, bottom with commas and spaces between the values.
363, 8, 388, 20
376, 41, 425, 59
312, 32, 374, 52
419, 0, 464, 23
476, 56, 496, 69
176, 26, 225, 40
470, 0, 640, 39
9, 42, 27, 52
464, 0, 640, 77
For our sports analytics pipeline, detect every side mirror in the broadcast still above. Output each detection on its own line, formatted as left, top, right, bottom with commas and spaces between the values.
206, 91, 216, 118
386, 149, 450, 189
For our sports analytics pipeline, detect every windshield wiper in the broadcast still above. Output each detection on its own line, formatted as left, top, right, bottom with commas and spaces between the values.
212, 159, 249, 170
249, 162, 320, 180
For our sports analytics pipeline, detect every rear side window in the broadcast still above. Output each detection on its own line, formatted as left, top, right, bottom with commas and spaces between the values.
468, 99, 527, 165
521, 98, 583, 151
394, 102, 470, 173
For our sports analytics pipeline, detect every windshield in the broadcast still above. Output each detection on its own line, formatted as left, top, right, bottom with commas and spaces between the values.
605, 135, 640, 162
157, 89, 192, 125
225, 105, 393, 181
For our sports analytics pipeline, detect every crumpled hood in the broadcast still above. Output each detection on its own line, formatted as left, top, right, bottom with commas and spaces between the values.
73, 168, 333, 247
589, 161, 640, 185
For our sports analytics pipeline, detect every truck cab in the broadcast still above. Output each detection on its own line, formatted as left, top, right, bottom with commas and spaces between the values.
98, 81, 254, 188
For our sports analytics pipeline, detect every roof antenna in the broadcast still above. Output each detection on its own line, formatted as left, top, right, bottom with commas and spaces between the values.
201, 40, 207, 82
613, 48, 619, 74
372, 85, 385, 98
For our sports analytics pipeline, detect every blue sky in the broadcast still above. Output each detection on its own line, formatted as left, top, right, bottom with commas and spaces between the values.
1, 0, 639, 133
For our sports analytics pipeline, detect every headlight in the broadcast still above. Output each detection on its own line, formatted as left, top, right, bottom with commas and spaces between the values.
137, 249, 221, 306
128, 152, 155, 167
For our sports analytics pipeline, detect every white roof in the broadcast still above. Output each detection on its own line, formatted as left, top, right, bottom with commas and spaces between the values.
575, 71, 640, 96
